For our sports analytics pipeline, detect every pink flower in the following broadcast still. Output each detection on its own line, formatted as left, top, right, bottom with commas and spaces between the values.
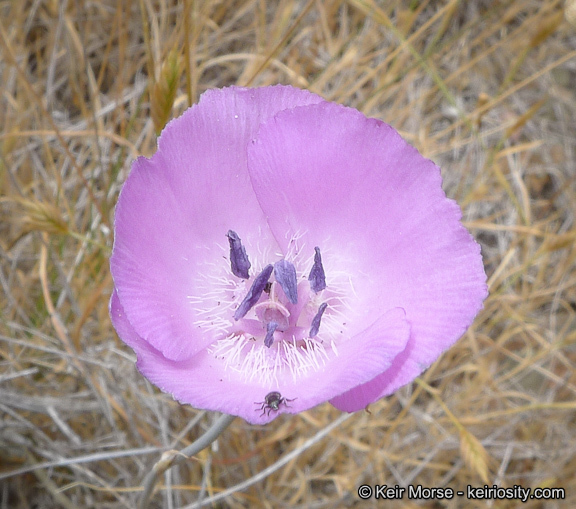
110, 85, 487, 424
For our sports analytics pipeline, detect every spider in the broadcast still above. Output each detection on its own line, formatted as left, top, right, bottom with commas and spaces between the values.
255, 391, 295, 417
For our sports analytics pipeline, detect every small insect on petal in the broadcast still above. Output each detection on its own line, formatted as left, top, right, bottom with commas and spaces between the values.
254, 391, 296, 417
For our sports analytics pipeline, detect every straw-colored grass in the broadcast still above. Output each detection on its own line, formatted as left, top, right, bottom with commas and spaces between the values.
1, 0, 575, 507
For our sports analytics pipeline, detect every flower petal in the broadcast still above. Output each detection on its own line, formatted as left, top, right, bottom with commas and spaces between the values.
111, 86, 324, 361
111, 289, 410, 424
247, 101, 487, 410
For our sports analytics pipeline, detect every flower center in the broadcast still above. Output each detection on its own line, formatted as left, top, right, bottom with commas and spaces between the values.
191, 230, 351, 384
229, 248, 329, 349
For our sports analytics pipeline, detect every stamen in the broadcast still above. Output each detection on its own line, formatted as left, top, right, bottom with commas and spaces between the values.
264, 321, 278, 348
309, 302, 328, 338
308, 247, 326, 292
273, 259, 298, 304
234, 264, 273, 320
226, 230, 251, 279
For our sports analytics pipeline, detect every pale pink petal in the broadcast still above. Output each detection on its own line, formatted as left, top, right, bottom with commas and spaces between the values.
247, 101, 487, 411
111, 86, 324, 361
110, 290, 410, 424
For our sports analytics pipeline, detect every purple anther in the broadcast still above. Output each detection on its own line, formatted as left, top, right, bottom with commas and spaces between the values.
309, 302, 328, 338
233, 264, 273, 320
226, 230, 251, 279
308, 247, 326, 292
264, 321, 278, 348
273, 259, 298, 304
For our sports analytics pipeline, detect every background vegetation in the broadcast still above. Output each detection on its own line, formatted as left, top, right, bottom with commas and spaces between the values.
1, 0, 575, 507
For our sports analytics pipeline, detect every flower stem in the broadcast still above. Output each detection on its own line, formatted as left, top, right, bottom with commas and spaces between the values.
139, 413, 236, 509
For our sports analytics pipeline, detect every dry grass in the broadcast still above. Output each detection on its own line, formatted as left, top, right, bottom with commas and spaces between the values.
1, 0, 576, 507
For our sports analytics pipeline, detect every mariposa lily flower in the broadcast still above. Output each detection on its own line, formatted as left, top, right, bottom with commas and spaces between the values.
109, 85, 487, 424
